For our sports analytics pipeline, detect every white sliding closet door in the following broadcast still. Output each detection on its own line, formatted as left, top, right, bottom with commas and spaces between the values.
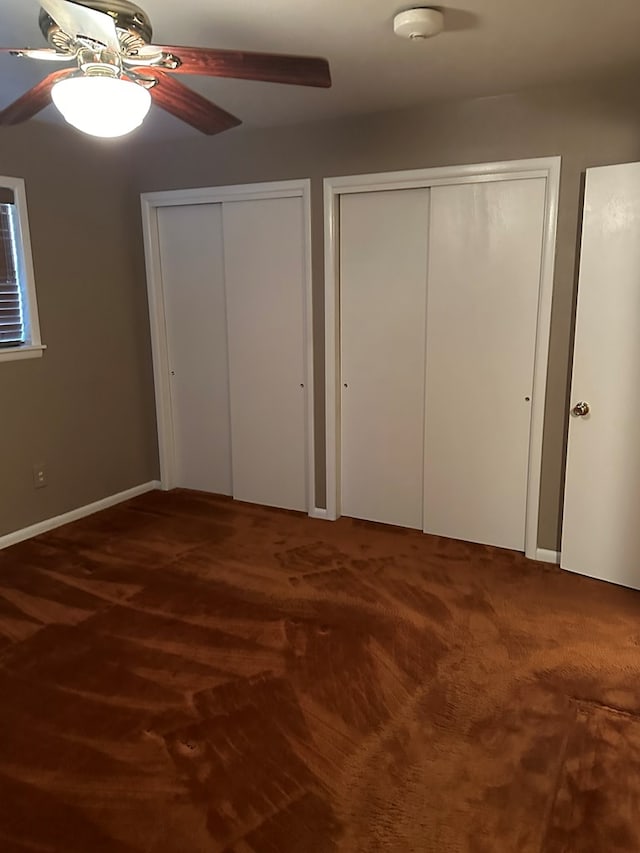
423, 179, 546, 550
157, 203, 232, 494
222, 197, 307, 511
340, 189, 430, 528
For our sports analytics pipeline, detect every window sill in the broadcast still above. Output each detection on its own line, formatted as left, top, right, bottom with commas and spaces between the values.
0, 344, 46, 363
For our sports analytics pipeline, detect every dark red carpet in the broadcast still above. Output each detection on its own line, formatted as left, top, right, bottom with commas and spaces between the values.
0, 489, 639, 851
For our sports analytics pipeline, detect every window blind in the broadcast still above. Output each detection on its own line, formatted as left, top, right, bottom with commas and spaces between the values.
0, 202, 23, 347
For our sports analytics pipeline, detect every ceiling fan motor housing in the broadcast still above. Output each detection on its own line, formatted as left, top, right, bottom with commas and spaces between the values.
39, 0, 153, 51
393, 8, 445, 40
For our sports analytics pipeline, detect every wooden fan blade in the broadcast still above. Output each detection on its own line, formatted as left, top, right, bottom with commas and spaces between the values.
136, 68, 242, 135
0, 68, 75, 125
157, 46, 332, 88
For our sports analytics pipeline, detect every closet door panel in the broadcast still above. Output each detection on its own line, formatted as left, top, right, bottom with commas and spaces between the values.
157, 203, 232, 494
424, 178, 546, 549
340, 188, 430, 528
222, 197, 307, 511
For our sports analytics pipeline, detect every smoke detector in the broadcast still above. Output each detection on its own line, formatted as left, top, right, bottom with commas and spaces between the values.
393, 8, 445, 40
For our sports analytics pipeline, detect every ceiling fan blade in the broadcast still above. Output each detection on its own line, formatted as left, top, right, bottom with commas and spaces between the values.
0, 67, 75, 125
40, 0, 120, 51
136, 68, 242, 135
157, 46, 332, 88
0, 47, 74, 61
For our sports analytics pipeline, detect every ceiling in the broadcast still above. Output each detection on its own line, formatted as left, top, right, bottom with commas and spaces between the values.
2, 0, 640, 139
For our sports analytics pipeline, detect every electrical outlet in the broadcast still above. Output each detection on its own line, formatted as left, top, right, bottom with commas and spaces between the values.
33, 463, 47, 489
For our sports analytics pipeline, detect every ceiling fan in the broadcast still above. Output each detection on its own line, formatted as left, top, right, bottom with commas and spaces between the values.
0, 0, 332, 137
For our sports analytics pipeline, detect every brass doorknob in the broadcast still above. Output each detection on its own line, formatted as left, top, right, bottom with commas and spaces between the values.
571, 401, 590, 417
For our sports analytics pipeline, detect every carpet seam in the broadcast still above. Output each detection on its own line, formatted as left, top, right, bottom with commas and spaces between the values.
538, 701, 576, 853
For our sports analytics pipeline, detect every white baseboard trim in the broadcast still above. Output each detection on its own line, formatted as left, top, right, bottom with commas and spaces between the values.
0, 480, 162, 551
535, 548, 561, 564
309, 507, 331, 520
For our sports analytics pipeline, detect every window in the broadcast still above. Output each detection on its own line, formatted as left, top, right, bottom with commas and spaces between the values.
0, 176, 44, 362
0, 200, 22, 346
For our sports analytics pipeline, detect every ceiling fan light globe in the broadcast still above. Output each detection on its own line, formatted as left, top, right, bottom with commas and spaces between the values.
51, 75, 151, 137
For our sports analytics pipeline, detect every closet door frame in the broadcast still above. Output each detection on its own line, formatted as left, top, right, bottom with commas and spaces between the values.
141, 179, 316, 515
323, 158, 561, 559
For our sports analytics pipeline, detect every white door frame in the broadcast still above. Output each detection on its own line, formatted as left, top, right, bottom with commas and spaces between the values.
141, 179, 316, 515
323, 157, 561, 559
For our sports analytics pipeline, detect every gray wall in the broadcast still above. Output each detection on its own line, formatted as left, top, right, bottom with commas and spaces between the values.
0, 123, 158, 536
130, 77, 640, 551
3, 75, 640, 549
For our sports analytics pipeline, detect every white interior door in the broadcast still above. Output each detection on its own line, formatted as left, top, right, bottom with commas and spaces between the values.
157, 203, 232, 494
340, 188, 430, 528
424, 179, 547, 550
222, 197, 307, 512
562, 162, 640, 589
